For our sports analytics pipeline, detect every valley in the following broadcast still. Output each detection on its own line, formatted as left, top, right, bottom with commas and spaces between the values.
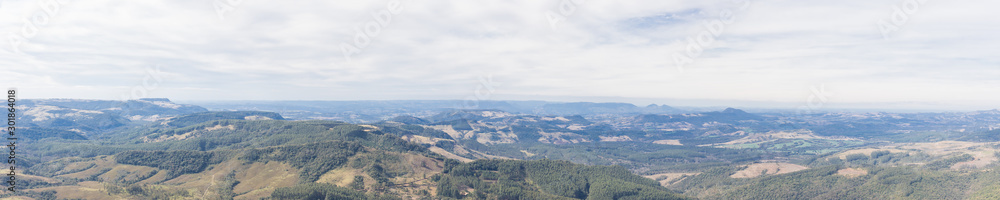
3, 99, 1000, 199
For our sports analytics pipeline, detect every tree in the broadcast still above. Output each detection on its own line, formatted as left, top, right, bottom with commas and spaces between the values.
350, 175, 365, 191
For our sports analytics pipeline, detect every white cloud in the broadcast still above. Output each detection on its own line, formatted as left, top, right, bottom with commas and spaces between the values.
0, 0, 996, 110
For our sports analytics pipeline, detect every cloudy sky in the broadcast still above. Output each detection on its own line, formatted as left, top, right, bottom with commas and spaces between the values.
0, 0, 997, 110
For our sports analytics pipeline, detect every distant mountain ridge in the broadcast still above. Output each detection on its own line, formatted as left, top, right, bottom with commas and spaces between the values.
191, 100, 687, 123
14, 98, 208, 139
540, 102, 681, 115
633, 107, 764, 124
12, 98, 1000, 199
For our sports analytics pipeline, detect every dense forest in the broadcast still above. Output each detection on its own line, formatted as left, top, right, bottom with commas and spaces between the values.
435, 159, 690, 200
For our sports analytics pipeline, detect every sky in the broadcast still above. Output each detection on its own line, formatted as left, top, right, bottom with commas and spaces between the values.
0, 0, 997, 111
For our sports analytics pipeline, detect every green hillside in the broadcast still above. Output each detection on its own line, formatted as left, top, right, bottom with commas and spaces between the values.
7, 111, 689, 200
436, 159, 691, 200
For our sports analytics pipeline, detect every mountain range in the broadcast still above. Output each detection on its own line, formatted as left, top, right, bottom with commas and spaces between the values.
6, 99, 1000, 199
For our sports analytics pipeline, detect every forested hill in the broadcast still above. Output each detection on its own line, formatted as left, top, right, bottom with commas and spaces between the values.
15, 98, 207, 134
192, 100, 686, 122
10, 108, 691, 199
437, 159, 691, 199
17, 99, 1000, 199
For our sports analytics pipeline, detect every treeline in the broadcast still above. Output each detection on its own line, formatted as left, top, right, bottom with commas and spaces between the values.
807, 150, 973, 171
376, 123, 451, 139
959, 128, 1000, 142
166, 111, 284, 127
671, 157, 1000, 200
114, 150, 222, 179
104, 183, 196, 200
430, 119, 474, 131
269, 183, 399, 200
35, 118, 434, 160
436, 159, 690, 200
705, 166, 974, 200
20, 127, 88, 140
239, 141, 365, 182
511, 142, 766, 172
114, 140, 397, 183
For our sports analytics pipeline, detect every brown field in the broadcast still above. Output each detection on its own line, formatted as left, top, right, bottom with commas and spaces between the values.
231, 161, 300, 200
711, 130, 858, 147
520, 150, 536, 157
424, 125, 468, 140
951, 151, 998, 170
653, 140, 683, 145
895, 141, 1000, 170
837, 168, 868, 178
465, 148, 515, 160
20, 145, 450, 199
730, 163, 809, 178
644, 172, 700, 186
833, 141, 1000, 169
317, 168, 368, 187
402, 134, 450, 145
97, 165, 159, 183
17, 171, 60, 185
389, 154, 446, 198
158, 159, 299, 199
429, 146, 473, 162
136, 169, 171, 185
25, 181, 114, 200
55, 156, 117, 180
834, 148, 910, 160
897, 141, 992, 154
